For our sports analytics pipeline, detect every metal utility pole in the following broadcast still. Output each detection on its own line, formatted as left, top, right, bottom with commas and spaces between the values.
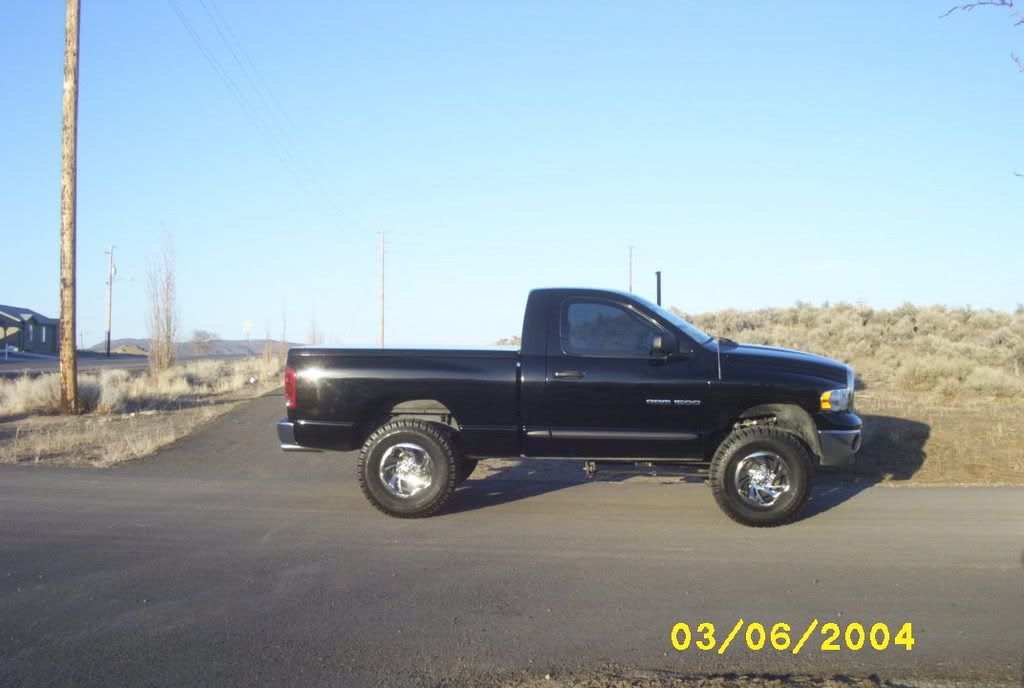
59, 0, 80, 413
656, 271, 662, 306
104, 245, 115, 356
627, 244, 634, 292
379, 230, 386, 347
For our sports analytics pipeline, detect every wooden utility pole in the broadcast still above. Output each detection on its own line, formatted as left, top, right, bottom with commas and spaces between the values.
104, 245, 115, 356
59, 0, 80, 413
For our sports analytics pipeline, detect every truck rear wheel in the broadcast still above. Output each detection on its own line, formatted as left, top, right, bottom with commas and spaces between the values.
709, 426, 813, 527
357, 419, 458, 518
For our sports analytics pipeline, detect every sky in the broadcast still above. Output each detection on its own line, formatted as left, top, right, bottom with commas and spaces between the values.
1, 1, 1022, 347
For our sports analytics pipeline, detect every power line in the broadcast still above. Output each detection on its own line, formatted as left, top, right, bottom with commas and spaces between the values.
207, 0, 341, 188
199, 0, 351, 224
165, 0, 349, 225
165, 1, 289, 163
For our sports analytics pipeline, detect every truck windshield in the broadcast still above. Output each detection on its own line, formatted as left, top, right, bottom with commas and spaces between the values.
631, 295, 713, 344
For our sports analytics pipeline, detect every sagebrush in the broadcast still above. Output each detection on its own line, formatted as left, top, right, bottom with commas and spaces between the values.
0, 356, 284, 417
674, 302, 1024, 398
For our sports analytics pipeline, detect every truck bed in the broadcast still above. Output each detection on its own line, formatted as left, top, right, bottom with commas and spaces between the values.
287, 347, 521, 455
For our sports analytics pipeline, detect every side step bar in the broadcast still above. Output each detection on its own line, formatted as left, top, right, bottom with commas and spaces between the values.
583, 460, 709, 479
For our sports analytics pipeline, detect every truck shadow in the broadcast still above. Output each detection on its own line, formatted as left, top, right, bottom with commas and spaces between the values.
444, 459, 629, 513
799, 413, 930, 520
447, 414, 931, 521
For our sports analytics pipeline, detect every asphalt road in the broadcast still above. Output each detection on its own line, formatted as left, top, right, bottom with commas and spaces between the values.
1, 394, 1022, 687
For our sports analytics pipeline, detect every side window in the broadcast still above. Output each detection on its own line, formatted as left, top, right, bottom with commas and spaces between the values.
562, 301, 660, 357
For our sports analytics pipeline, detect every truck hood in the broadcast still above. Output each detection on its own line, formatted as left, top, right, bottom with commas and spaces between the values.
712, 341, 850, 386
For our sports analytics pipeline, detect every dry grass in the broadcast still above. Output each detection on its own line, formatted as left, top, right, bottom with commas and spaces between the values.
0, 356, 283, 467
677, 302, 1024, 484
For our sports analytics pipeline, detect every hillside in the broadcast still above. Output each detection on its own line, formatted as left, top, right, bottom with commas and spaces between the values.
675, 302, 1024, 484
675, 302, 1024, 397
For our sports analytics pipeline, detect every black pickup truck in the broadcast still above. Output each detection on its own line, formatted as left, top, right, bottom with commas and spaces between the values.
277, 288, 861, 526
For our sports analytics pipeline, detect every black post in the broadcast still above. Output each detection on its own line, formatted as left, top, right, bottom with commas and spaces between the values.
656, 271, 662, 306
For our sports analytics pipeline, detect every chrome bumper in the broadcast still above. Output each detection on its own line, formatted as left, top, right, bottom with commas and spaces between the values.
277, 419, 321, 452
818, 429, 861, 466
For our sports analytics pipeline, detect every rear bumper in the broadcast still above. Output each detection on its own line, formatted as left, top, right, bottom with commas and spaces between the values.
277, 419, 321, 452
818, 429, 861, 466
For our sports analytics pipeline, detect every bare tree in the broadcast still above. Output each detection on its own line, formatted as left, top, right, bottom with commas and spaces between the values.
943, 1, 1024, 73
944, 1, 1024, 176
280, 302, 288, 358
307, 311, 324, 346
190, 329, 217, 357
147, 236, 178, 373
262, 321, 277, 364
308, 322, 324, 345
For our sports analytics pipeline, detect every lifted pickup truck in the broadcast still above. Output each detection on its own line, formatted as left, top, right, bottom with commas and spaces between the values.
277, 288, 861, 526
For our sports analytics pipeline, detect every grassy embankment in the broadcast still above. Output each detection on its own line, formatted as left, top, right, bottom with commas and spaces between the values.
0, 355, 283, 467
677, 302, 1024, 484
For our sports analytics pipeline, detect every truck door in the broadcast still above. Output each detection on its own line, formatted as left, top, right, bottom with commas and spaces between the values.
541, 297, 708, 458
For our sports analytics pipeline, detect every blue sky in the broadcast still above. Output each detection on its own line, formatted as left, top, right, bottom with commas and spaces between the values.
2, 1, 1022, 347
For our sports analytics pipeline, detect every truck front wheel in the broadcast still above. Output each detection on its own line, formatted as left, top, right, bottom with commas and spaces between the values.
357, 419, 458, 518
709, 426, 814, 527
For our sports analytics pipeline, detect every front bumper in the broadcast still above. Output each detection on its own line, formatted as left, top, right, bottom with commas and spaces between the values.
277, 419, 321, 452
818, 428, 861, 466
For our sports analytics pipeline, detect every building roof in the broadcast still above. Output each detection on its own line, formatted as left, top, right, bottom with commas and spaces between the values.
0, 305, 59, 326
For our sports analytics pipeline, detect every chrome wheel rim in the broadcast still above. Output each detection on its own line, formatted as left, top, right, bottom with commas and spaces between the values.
379, 443, 434, 498
734, 451, 790, 508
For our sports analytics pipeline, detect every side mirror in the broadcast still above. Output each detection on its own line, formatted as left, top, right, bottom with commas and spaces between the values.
651, 332, 678, 358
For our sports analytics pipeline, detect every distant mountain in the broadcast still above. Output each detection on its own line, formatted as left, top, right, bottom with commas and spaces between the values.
88, 338, 302, 357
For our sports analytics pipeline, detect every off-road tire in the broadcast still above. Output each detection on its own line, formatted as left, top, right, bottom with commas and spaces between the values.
433, 424, 476, 484
709, 426, 814, 527
357, 419, 458, 518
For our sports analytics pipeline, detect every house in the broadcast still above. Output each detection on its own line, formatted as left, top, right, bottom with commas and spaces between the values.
0, 305, 60, 354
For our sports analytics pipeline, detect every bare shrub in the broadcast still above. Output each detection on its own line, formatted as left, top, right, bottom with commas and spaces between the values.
0, 374, 62, 416
1, 373, 100, 416
962, 367, 1023, 397
0, 357, 284, 420
894, 358, 967, 392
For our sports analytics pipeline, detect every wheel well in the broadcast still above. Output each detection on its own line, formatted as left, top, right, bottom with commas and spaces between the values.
356, 399, 460, 447
731, 404, 822, 462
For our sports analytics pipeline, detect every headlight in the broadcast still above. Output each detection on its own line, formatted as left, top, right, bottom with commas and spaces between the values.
821, 367, 855, 412
820, 387, 851, 412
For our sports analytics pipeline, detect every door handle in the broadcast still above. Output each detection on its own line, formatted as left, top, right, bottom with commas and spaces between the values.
553, 370, 585, 379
